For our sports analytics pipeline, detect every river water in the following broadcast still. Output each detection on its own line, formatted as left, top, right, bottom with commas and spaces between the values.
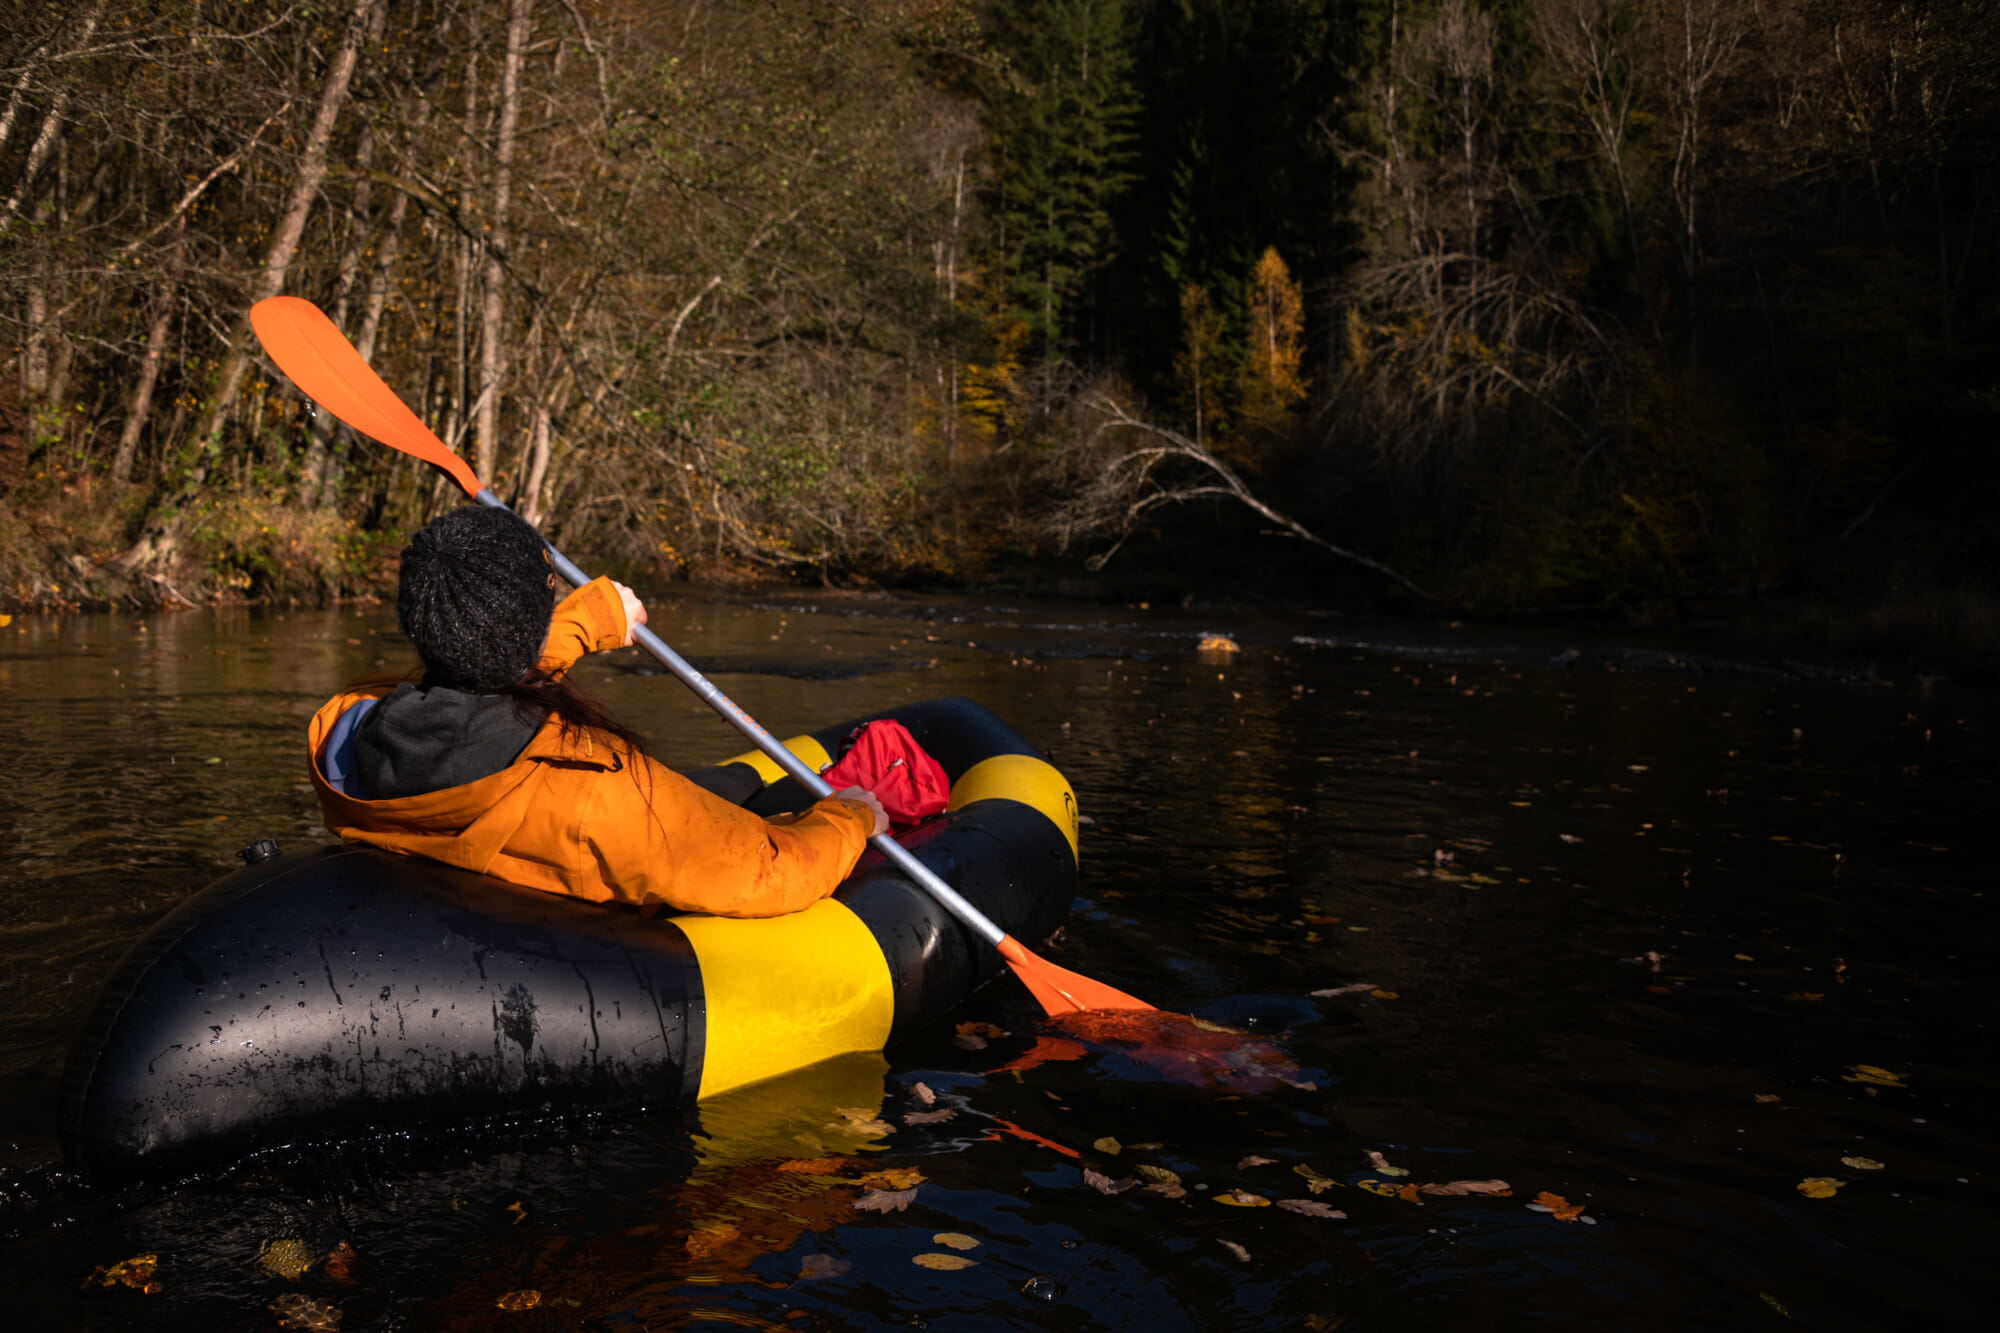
0, 593, 1993, 1330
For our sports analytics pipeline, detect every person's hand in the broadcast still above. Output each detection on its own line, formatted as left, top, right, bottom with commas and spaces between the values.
832, 785, 890, 837
612, 581, 647, 647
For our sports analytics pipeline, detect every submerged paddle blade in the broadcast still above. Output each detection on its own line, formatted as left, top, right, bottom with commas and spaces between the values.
249, 296, 485, 498
996, 936, 1153, 1014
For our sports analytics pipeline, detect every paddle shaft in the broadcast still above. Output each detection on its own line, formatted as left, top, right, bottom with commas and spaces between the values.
471, 489, 1008, 949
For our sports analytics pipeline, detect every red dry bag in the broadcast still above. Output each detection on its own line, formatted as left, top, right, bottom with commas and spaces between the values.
821, 719, 950, 828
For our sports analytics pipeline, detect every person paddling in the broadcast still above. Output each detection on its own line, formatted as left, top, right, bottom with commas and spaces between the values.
307, 506, 887, 917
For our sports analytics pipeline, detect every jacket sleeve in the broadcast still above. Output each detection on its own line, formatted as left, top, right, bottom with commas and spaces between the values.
539, 577, 627, 679
583, 752, 876, 918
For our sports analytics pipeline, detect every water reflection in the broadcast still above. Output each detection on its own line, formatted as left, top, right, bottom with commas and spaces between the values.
1, 593, 1994, 1329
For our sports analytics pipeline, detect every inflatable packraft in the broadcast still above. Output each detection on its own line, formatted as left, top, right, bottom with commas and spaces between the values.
61, 696, 1077, 1174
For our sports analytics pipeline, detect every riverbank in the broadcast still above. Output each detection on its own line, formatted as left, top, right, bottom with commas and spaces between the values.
6, 484, 1995, 687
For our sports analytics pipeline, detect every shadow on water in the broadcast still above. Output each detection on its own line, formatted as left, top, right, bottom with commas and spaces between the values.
2, 592, 1996, 1328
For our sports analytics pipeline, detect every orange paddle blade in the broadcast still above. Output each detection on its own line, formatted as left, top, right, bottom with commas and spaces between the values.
996, 936, 1153, 1014
249, 296, 484, 498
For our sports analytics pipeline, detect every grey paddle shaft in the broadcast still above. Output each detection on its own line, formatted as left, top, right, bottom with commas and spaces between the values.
474, 489, 1008, 948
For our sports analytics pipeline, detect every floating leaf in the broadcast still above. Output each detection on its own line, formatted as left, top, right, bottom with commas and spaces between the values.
913, 1253, 978, 1271
1277, 1199, 1348, 1219
86, 1252, 158, 1292
1216, 1190, 1270, 1207
911, 1081, 937, 1106
952, 1032, 988, 1051
1216, 1240, 1251, 1262
1083, 1169, 1137, 1195
831, 1106, 895, 1134
686, 1223, 741, 1259
1127, 1141, 1164, 1151
1094, 1136, 1123, 1155
1370, 989, 1399, 1000
1796, 1177, 1845, 1199
1418, 1180, 1512, 1197
257, 1238, 315, 1280
1135, 1164, 1182, 1187
1294, 1164, 1341, 1194
506, 1200, 528, 1224
1237, 1155, 1277, 1169
1365, 1151, 1409, 1177
1309, 983, 1378, 998
1759, 1292, 1791, 1319
1753, 1094, 1783, 1104
322, 1241, 356, 1283
495, 1289, 541, 1311
1356, 1180, 1406, 1199
859, 1167, 926, 1191
1842, 1065, 1906, 1088
269, 1293, 342, 1330
1841, 1156, 1885, 1171
904, 1108, 957, 1125
1529, 1191, 1587, 1221
854, 1187, 919, 1213
933, 1233, 981, 1251
1144, 1182, 1188, 1200
777, 1157, 846, 1175
799, 1254, 851, 1282
957, 1021, 1009, 1039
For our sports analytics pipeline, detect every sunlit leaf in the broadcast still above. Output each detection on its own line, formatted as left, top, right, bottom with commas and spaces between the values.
86, 1252, 158, 1292
1276, 1199, 1347, 1219
1216, 1240, 1251, 1262
859, 1167, 925, 1191
1841, 1156, 1885, 1171
1216, 1190, 1270, 1207
495, 1289, 541, 1311
932, 1233, 980, 1251
1365, 1151, 1409, 1177
1417, 1180, 1512, 1197
1529, 1191, 1586, 1220
913, 1253, 978, 1270
1083, 1169, 1137, 1195
1136, 1164, 1182, 1186
800, 1254, 851, 1282
269, 1292, 342, 1330
1841, 1064, 1906, 1088
257, 1238, 316, 1280
1237, 1155, 1277, 1169
854, 1187, 919, 1213
1796, 1177, 1845, 1198
1093, 1136, 1123, 1155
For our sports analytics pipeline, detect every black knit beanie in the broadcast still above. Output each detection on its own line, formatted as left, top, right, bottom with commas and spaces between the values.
396, 507, 555, 691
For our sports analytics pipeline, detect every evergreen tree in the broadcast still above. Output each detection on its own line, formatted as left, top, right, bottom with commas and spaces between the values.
977, 0, 1141, 358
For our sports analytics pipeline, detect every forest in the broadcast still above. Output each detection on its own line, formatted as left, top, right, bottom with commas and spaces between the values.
1, 0, 1995, 663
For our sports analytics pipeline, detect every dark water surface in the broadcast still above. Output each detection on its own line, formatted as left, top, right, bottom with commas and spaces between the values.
1, 594, 1993, 1330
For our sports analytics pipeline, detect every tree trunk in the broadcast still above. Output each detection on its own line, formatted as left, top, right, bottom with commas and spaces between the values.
0, 2, 102, 231
111, 223, 185, 486
476, 0, 533, 484
114, 0, 376, 580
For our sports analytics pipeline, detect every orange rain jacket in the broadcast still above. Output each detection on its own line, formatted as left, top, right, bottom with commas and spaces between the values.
307, 577, 875, 917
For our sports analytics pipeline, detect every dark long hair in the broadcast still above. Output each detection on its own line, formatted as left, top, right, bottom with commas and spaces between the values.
500, 667, 650, 760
